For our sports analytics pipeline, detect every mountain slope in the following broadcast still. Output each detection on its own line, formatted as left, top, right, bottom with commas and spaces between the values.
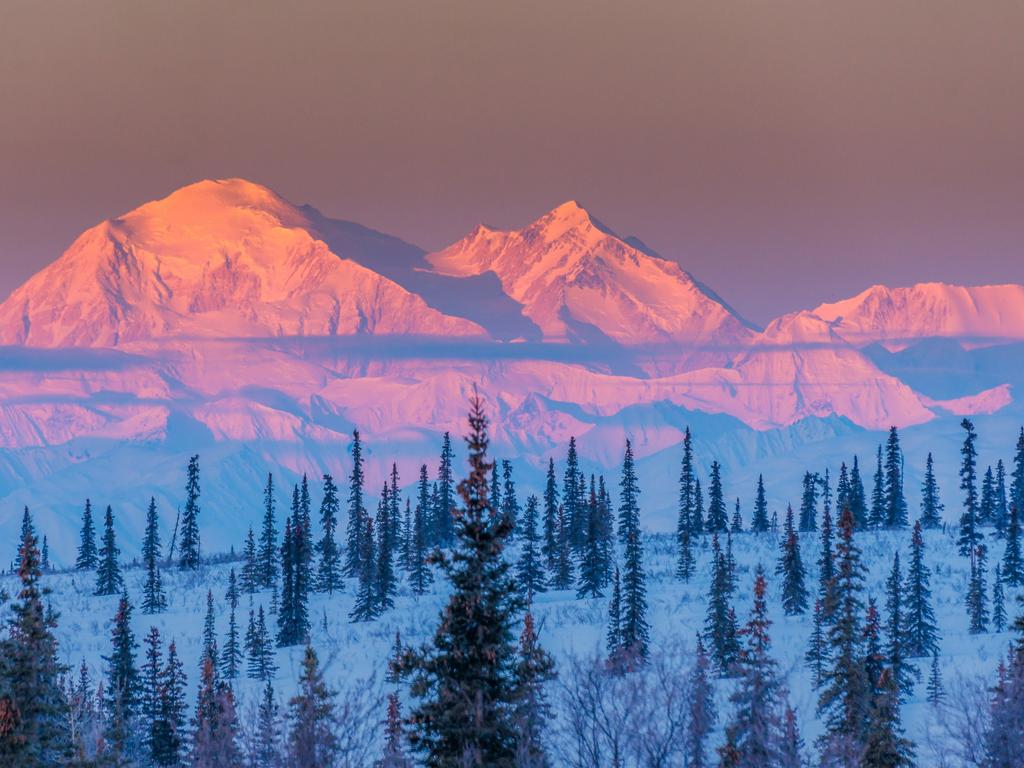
427, 201, 757, 348
0, 179, 484, 347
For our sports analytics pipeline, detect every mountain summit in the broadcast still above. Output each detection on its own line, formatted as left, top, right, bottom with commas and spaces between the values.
0, 179, 483, 346
427, 201, 756, 348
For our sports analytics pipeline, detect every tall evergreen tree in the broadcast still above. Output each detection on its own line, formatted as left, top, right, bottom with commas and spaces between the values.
805, 599, 828, 687
104, 593, 141, 759
1003, 503, 1022, 586
201, 589, 218, 669
251, 680, 281, 768
220, 569, 242, 680
191, 655, 241, 767
375, 488, 398, 614
512, 612, 555, 768
719, 567, 785, 768
258, 473, 278, 589
76, 498, 98, 571
285, 645, 339, 767
920, 452, 944, 529
345, 430, 368, 576
142, 496, 167, 614
178, 454, 201, 569
240, 526, 258, 594
885, 552, 917, 698
618, 440, 650, 661
605, 567, 622, 660
687, 634, 717, 768
959, 418, 982, 557
862, 666, 915, 767
410, 464, 434, 595
751, 473, 770, 533
563, 436, 583, 552
980, 465, 997, 527
884, 426, 908, 528
141, 625, 164, 762
869, 445, 886, 529
836, 463, 850, 524
849, 455, 868, 530
704, 534, 739, 675
799, 471, 818, 532
817, 499, 837, 622
817, 506, 870, 764
434, 431, 455, 546
994, 459, 1010, 537
245, 606, 276, 682
776, 505, 808, 616
94, 505, 123, 597
692, 477, 705, 534
577, 480, 605, 599
152, 638, 188, 767
541, 458, 559, 574
517, 495, 546, 598
925, 651, 944, 706
349, 516, 378, 622
677, 427, 698, 568
277, 518, 299, 645
731, 498, 743, 533
967, 544, 990, 634
0, 519, 70, 767
992, 564, 1007, 632
401, 394, 538, 766
706, 461, 728, 533
315, 473, 342, 594
500, 459, 520, 534
902, 520, 940, 658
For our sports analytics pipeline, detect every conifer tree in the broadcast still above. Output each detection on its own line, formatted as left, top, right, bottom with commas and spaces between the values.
402, 394, 540, 766
730, 498, 743, 533
410, 464, 434, 595
981, 465, 997, 527
241, 526, 258, 594
541, 458, 559, 574
778, 706, 805, 768
605, 567, 622, 660
345, 429, 368, 576
902, 520, 940, 658
817, 506, 869, 764
549, 503, 574, 590
191, 655, 241, 767
925, 651, 944, 705
178, 454, 201, 569
596, 476, 614, 586
258, 473, 278, 589
389, 464, 402, 552
799, 471, 818, 532
995, 459, 1009, 536
849, 455, 868, 529
617, 440, 650, 661
967, 544, 990, 634
104, 593, 141, 759
920, 452, 944, 529
141, 496, 167, 614
862, 666, 915, 767
677, 426, 698, 563
95, 505, 123, 596
517, 495, 546, 597
76, 498, 98, 571
380, 692, 412, 768
375, 489, 398, 614
40, 536, 49, 572
687, 634, 717, 768
246, 606, 276, 682
563, 436, 583, 552
349, 516, 378, 622
251, 680, 281, 768
692, 476, 705, 534
1011, 427, 1024, 528
315, 473, 342, 594
285, 645, 339, 767
805, 599, 828, 687
500, 459, 520, 534
959, 418, 982, 557
513, 612, 555, 767
435, 431, 455, 546
818, 500, 837, 622
401, 498, 413, 572
1003, 503, 1022, 586
141, 625, 164, 762
719, 566, 785, 768
221, 569, 242, 680
751, 473, 770, 533
489, 463, 502, 518
706, 460, 728, 533
577, 481, 604, 599
884, 426, 908, 528
885, 552, 917, 698
152, 638, 187, 767
0, 519, 70, 767
993, 564, 1007, 632
202, 589, 218, 669
704, 534, 739, 675
869, 445, 886, 529
776, 505, 808, 616
836, 463, 850, 522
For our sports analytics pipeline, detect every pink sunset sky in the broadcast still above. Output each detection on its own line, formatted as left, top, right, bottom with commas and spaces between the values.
2, 0, 1023, 325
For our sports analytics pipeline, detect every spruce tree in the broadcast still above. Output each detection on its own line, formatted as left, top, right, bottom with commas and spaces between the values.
140, 497, 167, 614
692, 477, 705, 534
104, 593, 141, 759
285, 645, 339, 767
730, 498, 743, 533
836, 463, 850, 523
490, 463, 502, 519
687, 634, 717, 768
517, 495, 546, 597
1003, 503, 1022, 586
817, 506, 869, 763
751, 473, 769, 533
380, 692, 412, 768
704, 534, 739, 675
94, 505, 123, 597
799, 471, 818, 532
981, 465, 997, 526
719, 566, 785, 767
541, 458, 559, 574
202, 589, 218, 668
959, 418, 982, 557
246, 606, 276, 681
902, 520, 940, 658
967, 544, 990, 634
315, 473, 342, 594
869, 445, 886, 529
434, 431, 455, 546
779, 706, 805, 768
220, 569, 242, 680
993, 564, 1007, 632
258, 473, 278, 589
776, 505, 808, 616
512, 612, 555, 767
605, 567, 622, 659
817, 499, 837, 622
885, 552, 917, 698
191, 655, 241, 767
805, 599, 828, 687
677, 426, 698, 571
349, 516, 378, 622
401, 394, 535, 766
241, 526, 258, 594
76, 498, 98, 571
884, 426, 908, 528
152, 638, 187, 767
564, 436, 583, 552
345, 429, 368, 577
920, 452, 944, 529
141, 625, 164, 762
1011, 427, 1024, 530
925, 651, 944, 705
577, 481, 605, 599
862, 666, 915, 767
0, 519, 70, 767
618, 440, 650, 661
550, 503, 575, 590
596, 475, 615, 587
706, 461, 728, 533
500, 459, 520, 533
995, 459, 1009, 536
375, 488, 398, 613
178, 454, 201, 569
410, 464, 434, 595
849, 455, 868, 529
251, 680, 281, 768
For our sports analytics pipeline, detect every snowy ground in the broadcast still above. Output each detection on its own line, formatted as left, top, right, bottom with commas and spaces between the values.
2, 521, 1017, 765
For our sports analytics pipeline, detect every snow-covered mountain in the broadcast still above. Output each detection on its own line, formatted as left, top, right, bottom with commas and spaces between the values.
0, 178, 1022, 558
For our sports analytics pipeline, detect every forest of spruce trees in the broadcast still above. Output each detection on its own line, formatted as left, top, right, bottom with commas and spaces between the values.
1, 402, 1023, 767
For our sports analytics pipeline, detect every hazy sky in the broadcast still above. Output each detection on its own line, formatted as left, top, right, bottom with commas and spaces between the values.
2, 1, 1023, 324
